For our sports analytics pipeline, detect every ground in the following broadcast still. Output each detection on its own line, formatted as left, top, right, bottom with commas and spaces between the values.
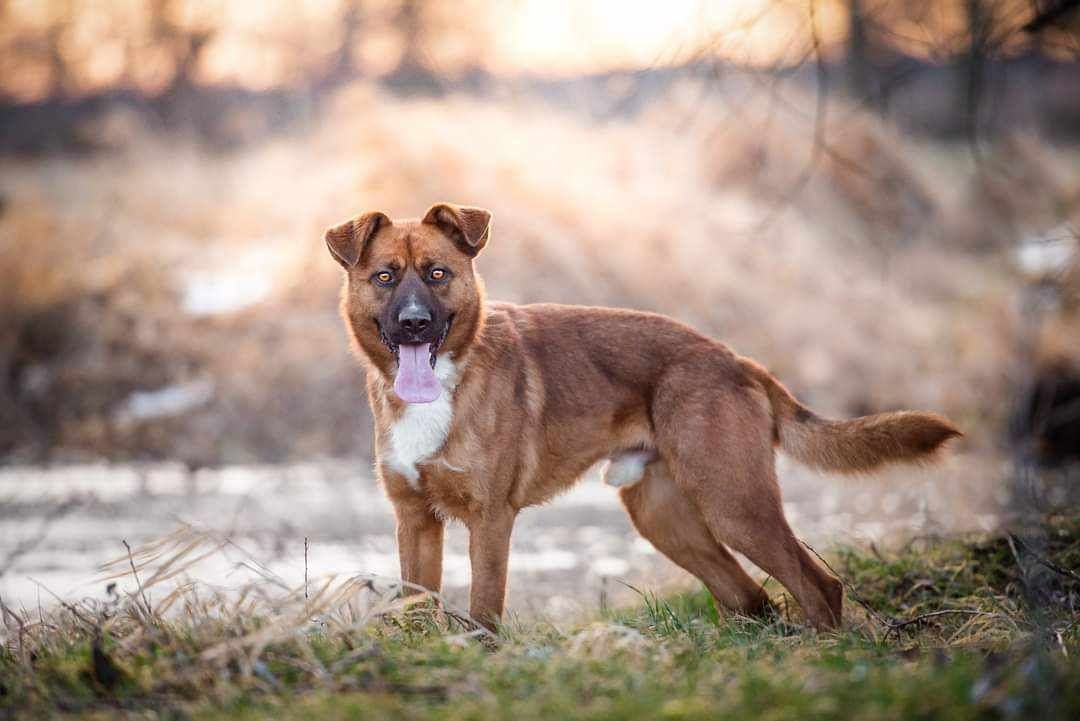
0, 456, 1004, 618
2, 515, 1078, 720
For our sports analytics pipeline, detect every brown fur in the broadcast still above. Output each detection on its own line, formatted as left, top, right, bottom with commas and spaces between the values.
740, 357, 962, 473
325, 203, 961, 631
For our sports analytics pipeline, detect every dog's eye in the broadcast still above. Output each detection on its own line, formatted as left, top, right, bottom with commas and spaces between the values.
373, 271, 394, 285
429, 268, 446, 282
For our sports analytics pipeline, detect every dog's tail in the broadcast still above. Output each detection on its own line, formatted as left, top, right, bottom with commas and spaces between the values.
741, 358, 961, 473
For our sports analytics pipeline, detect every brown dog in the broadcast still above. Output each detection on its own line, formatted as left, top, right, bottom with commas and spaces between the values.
325, 203, 960, 630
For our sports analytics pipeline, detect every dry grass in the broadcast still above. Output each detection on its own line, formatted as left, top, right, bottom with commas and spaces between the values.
0, 523, 486, 711
1, 78, 1078, 464
2, 516, 1078, 719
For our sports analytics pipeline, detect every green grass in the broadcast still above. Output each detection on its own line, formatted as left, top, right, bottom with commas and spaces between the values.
3, 518, 1079, 720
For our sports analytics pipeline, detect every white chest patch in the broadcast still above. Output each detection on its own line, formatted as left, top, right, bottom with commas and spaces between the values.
385, 355, 462, 491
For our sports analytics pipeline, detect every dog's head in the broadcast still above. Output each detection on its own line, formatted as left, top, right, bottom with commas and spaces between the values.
325, 203, 491, 404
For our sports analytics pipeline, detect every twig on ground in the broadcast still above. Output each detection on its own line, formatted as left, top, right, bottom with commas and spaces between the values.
28, 577, 96, 630
800, 538, 1013, 641
123, 539, 154, 622
1009, 533, 1080, 585
0, 593, 28, 654
886, 609, 1001, 633
800, 539, 893, 629
1006, 533, 1029, 591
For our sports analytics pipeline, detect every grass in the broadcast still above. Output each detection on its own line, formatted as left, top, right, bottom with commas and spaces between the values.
2, 516, 1079, 720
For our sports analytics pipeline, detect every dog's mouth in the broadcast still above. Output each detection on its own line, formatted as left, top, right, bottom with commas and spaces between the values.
378, 315, 453, 404
378, 314, 453, 367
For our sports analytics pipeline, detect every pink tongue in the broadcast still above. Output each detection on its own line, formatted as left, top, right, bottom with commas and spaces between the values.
393, 343, 441, 404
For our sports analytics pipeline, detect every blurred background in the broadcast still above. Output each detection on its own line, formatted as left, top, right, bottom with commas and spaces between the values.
1, 0, 1078, 617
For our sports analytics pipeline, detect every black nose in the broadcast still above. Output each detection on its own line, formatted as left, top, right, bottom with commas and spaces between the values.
398, 305, 431, 336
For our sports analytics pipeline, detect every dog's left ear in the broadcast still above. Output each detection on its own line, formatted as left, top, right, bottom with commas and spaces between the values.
422, 203, 492, 256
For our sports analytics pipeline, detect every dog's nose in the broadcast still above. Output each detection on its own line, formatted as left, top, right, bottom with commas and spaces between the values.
398, 305, 431, 336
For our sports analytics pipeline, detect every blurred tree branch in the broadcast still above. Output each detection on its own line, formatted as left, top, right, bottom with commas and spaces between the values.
1023, 0, 1080, 32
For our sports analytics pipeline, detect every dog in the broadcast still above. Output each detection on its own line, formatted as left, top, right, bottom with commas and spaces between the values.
325, 203, 960, 630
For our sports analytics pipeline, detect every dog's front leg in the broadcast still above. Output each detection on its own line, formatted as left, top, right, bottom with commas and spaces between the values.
467, 505, 517, 630
392, 495, 445, 598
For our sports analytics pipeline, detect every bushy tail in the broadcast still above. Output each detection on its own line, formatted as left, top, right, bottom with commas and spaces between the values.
741, 358, 961, 473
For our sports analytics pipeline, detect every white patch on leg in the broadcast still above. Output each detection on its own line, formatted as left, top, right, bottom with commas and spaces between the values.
603, 450, 656, 488
385, 355, 463, 491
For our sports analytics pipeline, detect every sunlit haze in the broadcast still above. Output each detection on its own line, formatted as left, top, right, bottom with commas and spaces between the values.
0, 0, 855, 98
485, 0, 841, 74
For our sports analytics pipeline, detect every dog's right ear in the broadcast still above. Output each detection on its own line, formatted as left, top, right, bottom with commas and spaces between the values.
324, 212, 389, 269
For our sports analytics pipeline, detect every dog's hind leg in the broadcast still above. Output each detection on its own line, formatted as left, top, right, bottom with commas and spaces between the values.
619, 459, 774, 618
653, 373, 843, 629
